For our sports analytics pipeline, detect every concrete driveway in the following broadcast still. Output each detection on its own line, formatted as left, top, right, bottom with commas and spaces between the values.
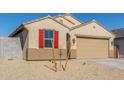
94, 59, 124, 70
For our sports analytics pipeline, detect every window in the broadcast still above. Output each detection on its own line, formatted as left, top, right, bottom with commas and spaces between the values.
39, 29, 58, 48
44, 30, 54, 48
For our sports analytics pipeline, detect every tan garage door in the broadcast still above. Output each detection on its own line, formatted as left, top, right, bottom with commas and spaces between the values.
77, 37, 109, 59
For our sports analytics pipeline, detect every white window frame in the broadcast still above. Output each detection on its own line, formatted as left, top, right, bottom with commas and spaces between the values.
44, 30, 54, 48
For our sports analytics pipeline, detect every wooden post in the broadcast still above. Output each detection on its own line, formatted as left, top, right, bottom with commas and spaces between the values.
63, 47, 71, 71
51, 40, 57, 72
59, 49, 62, 71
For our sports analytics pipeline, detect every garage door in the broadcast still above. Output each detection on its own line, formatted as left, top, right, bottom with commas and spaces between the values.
77, 37, 109, 59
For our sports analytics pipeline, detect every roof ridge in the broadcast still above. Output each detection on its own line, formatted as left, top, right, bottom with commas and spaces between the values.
62, 16, 76, 25
64, 13, 82, 23
70, 20, 101, 30
53, 13, 82, 24
23, 15, 51, 25
70, 21, 90, 30
9, 14, 72, 37
112, 28, 124, 31
23, 15, 71, 29
50, 17, 71, 29
52, 13, 66, 18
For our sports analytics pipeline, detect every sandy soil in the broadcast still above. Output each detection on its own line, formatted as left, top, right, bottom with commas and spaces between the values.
0, 59, 124, 80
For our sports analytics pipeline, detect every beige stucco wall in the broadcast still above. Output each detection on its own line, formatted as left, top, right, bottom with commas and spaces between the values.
70, 22, 115, 51
24, 18, 69, 49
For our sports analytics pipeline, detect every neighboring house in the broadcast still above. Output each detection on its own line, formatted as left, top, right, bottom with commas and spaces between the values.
112, 28, 124, 58
9, 14, 115, 60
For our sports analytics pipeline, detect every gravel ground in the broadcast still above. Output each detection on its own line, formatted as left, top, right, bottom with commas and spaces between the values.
0, 59, 124, 80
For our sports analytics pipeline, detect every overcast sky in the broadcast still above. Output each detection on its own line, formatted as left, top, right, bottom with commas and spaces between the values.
0, 13, 124, 36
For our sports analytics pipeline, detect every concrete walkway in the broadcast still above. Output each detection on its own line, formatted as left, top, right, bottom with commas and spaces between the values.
95, 59, 124, 70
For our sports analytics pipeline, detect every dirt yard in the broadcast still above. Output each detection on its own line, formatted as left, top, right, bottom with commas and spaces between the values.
0, 59, 124, 80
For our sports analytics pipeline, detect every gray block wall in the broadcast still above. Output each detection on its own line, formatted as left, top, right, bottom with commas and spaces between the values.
0, 37, 22, 59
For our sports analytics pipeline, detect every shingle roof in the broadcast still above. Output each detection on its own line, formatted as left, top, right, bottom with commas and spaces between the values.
9, 13, 114, 37
9, 13, 82, 36
53, 13, 82, 24
112, 28, 124, 38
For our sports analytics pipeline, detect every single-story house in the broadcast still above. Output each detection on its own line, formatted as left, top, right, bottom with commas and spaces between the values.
112, 28, 124, 58
9, 13, 115, 60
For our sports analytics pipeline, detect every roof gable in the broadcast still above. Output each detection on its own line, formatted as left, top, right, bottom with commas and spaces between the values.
23, 16, 70, 29
63, 14, 82, 25
9, 16, 71, 36
54, 16, 77, 28
53, 14, 82, 28
71, 20, 115, 37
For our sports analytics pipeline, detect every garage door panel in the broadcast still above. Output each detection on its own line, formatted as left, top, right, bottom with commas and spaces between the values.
77, 37, 108, 59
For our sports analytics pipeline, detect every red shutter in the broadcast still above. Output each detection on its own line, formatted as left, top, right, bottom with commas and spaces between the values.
39, 29, 44, 48
54, 31, 59, 48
